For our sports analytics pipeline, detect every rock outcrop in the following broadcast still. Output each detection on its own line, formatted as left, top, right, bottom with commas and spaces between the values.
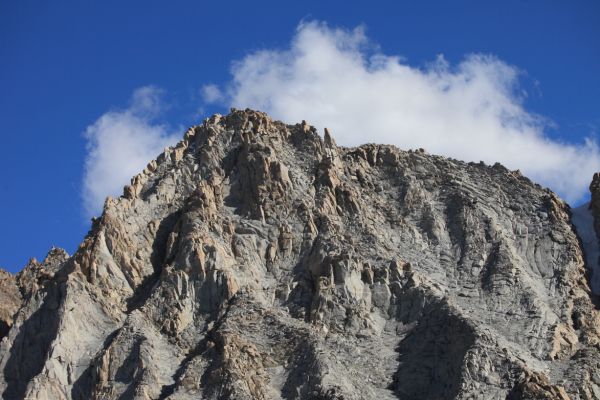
1, 109, 599, 399
0, 248, 70, 341
0, 270, 21, 340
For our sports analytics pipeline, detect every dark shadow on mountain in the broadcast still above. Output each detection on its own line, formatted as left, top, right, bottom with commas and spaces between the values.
70, 328, 120, 400
124, 210, 181, 313
158, 300, 234, 399
150, 211, 181, 273
390, 296, 475, 399
0, 321, 10, 341
114, 337, 143, 383
280, 338, 324, 400
126, 272, 161, 313
2, 283, 63, 400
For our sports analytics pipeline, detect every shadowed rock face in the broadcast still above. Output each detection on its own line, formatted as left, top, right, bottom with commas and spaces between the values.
0, 270, 21, 340
1, 109, 599, 399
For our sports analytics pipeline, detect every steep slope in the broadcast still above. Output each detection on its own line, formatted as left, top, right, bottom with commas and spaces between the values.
0, 270, 20, 340
571, 202, 600, 295
1, 109, 599, 399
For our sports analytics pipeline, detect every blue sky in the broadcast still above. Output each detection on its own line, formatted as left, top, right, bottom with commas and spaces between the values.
1, 0, 599, 273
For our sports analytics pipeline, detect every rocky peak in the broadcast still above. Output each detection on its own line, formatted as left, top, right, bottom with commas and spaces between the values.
0, 247, 69, 341
0, 269, 20, 340
0, 109, 599, 399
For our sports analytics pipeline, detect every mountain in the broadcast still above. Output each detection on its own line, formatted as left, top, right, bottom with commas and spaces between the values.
0, 109, 599, 399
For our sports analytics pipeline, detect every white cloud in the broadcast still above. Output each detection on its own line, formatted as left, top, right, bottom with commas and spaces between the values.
206, 21, 599, 204
82, 86, 179, 216
201, 84, 224, 103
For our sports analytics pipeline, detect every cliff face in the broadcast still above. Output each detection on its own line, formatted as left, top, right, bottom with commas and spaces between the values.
0, 270, 20, 340
1, 109, 599, 399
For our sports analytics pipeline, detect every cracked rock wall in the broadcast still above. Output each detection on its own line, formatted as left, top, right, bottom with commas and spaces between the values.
1, 109, 599, 399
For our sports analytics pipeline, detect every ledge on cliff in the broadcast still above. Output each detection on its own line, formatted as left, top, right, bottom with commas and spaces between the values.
0, 109, 599, 400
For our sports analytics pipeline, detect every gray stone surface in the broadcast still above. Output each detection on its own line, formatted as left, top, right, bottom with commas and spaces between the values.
0, 270, 21, 340
0, 109, 599, 399
571, 203, 600, 295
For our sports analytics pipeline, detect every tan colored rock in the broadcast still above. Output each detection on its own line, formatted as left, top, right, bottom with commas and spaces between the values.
0, 269, 21, 339
510, 370, 571, 400
1, 109, 599, 399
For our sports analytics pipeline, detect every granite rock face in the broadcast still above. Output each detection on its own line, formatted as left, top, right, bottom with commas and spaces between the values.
1, 109, 599, 399
0, 248, 69, 341
0, 270, 20, 340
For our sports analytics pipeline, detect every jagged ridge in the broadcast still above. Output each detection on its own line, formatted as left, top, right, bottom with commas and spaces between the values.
0, 109, 599, 399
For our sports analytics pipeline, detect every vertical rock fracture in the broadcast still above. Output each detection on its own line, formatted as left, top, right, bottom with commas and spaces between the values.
0, 110, 599, 399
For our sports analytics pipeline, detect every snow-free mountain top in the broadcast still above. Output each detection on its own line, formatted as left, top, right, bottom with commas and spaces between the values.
1, 109, 599, 399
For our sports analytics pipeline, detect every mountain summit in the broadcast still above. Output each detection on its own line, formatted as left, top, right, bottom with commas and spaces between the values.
1, 109, 599, 399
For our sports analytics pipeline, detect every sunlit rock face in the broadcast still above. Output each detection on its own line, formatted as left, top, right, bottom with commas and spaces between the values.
0, 109, 599, 400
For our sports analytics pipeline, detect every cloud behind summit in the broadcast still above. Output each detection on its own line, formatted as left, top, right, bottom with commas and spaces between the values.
204, 21, 600, 204
82, 87, 179, 216
83, 21, 599, 217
